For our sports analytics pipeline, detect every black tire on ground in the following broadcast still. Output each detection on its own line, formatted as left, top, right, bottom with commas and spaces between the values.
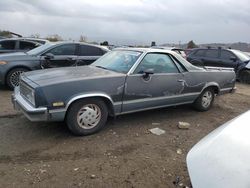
239, 70, 250, 84
193, 88, 215, 111
66, 98, 108, 136
6, 68, 29, 90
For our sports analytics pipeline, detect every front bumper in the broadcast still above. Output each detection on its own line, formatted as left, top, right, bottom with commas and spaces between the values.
12, 87, 48, 121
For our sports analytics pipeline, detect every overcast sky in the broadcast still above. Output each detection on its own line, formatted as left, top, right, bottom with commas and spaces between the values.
0, 0, 249, 45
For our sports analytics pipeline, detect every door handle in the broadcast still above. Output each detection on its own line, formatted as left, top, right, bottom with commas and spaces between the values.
178, 79, 185, 82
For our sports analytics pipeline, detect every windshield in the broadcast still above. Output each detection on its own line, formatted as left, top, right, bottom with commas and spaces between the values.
231, 50, 250, 62
27, 43, 55, 55
92, 50, 142, 73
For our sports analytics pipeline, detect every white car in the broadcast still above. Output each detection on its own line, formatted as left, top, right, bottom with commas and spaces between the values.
187, 110, 250, 188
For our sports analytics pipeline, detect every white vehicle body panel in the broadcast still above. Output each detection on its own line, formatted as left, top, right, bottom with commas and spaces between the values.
246, 62, 250, 69
187, 110, 250, 188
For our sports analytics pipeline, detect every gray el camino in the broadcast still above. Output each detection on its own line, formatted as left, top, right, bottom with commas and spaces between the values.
12, 48, 236, 135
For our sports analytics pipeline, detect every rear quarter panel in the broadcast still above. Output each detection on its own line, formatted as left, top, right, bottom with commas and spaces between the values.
184, 70, 236, 94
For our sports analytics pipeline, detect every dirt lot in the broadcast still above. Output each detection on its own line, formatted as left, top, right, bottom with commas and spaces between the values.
0, 84, 250, 188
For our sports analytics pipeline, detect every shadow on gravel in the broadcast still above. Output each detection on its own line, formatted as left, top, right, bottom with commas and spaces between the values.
0, 85, 8, 91
104, 104, 194, 130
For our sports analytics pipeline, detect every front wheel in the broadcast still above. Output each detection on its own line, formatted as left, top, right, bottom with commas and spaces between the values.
66, 98, 108, 136
193, 88, 215, 111
6, 68, 29, 90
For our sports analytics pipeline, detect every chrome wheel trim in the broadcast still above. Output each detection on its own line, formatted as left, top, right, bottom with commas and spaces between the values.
77, 104, 101, 129
202, 91, 212, 108
10, 70, 24, 87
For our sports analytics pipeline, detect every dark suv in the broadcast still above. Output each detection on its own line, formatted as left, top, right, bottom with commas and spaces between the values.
187, 48, 250, 83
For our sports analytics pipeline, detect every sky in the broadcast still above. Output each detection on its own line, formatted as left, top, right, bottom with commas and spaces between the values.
0, 0, 249, 45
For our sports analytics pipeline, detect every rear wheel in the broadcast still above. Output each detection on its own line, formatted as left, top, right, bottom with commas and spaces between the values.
6, 68, 29, 89
193, 88, 215, 111
239, 70, 250, 84
66, 98, 108, 136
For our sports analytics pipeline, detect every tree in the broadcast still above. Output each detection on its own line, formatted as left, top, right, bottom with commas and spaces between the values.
0, 30, 11, 37
100, 41, 109, 46
0, 30, 22, 38
187, 40, 197, 49
46, 34, 63, 42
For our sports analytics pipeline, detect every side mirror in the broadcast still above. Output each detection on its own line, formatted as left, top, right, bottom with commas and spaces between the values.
44, 53, 54, 60
230, 56, 237, 62
143, 68, 154, 79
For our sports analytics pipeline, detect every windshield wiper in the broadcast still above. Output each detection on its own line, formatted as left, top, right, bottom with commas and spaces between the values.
95, 65, 108, 70
95, 65, 122, 73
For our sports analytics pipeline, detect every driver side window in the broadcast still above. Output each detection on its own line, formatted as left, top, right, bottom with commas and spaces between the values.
134, 53, 179, 74
46, 44, 76, 55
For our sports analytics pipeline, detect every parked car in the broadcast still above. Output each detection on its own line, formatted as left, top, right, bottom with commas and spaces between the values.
185, 48, 196, 56
0, 42, 109, 89
187, 110, 250, 188
12, 48, 236, 136
187, 47, 250, 83
0, 38, 49, 54
151, 46, 187, 58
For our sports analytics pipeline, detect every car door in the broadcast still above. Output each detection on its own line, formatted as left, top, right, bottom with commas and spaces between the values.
122, 53, 186, 113
76, 45, 105, 66
218, 50, 238, 69
40, 44, 78, 68
187, 49, 206, 67
203, 49, 220, 67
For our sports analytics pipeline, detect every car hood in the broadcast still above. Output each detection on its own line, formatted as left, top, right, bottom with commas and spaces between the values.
0, 52, 37, 61
23, 66, 125, 86
187, 110, 250, 188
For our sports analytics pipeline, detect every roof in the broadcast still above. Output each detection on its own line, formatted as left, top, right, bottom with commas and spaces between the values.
151, 46, 184, 51
113, 47, 177, 55
48, 41, 110, 51
0, 37, 50, 44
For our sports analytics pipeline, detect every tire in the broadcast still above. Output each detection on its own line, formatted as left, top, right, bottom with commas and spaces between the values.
6, 68, 29, 90
193, 88, 215, 111
239, 70, 250, 84
66, 98, 108, 136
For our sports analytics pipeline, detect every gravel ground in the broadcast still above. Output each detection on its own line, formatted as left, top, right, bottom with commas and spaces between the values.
0, 83, 249, 188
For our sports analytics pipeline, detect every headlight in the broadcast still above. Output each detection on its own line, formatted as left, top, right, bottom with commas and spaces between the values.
0, 61, 7, 65
26, 89, 35, 105
20, 81, 35, 106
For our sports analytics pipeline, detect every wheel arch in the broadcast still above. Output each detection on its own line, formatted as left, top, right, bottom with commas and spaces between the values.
5, 66, 31, 84
65, 93, 115, 118
200, 82, 220, 95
